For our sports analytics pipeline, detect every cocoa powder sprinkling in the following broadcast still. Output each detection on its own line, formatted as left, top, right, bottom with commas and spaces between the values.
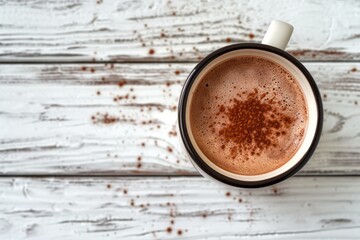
218, 89, 294, 158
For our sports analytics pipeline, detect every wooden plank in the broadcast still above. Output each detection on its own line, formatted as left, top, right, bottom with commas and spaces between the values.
0, 176, 359, 239
0, 63, 359, 175
0, 0, 359, 62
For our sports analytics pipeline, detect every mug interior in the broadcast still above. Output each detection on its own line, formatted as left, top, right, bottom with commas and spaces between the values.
184, 48, 318, 182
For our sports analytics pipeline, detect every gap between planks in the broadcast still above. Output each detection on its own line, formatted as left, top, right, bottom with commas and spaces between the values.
0, 60, 360, 64
0, 175, 359, 178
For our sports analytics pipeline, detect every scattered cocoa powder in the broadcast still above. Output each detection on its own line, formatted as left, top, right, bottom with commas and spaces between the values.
226, 37, 232, 43
174, 70, 181, 75
248, 33, 255, 39
226, 192, 231, 197
167, 146, 173, 153
169, 130, 177, 136
177, 229, 183, 236
351, 67, 357, 72
166, 227, 172, 234
118, 80, 127, 87
149, 49, 155, 55
96, 91, 101, 95
107, 184, 111, 189
92, 113, 119, 124
90, 68, 95, 73
123, 189, 128, 194
81, 66, 87, 71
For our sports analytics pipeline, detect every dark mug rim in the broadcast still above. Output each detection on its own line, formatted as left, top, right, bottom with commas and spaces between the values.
178, 43, 323, 188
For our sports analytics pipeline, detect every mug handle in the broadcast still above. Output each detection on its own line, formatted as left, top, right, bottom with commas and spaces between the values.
261, 20, 294, 51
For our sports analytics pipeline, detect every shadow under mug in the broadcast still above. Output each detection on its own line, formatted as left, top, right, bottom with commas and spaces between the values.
178, 21, 323, 188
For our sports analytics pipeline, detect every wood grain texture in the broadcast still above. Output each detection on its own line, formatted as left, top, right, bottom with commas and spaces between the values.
0, 0, 359, 62
0, 63, 359, 175
0, 177, 359, 239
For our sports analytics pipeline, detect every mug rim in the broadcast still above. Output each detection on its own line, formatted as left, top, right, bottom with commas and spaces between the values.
178, 43, 323, 188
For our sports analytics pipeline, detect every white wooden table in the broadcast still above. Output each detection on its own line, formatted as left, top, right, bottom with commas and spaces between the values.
1, 0, 360, 239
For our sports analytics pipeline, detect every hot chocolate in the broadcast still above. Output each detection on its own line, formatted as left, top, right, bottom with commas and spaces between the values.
189, 56, 308, 175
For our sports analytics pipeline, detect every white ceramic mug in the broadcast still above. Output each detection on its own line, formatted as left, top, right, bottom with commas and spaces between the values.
178, 20, 323, 188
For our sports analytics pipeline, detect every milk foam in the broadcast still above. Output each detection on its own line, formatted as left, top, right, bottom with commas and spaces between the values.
190, 56, 308, 175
